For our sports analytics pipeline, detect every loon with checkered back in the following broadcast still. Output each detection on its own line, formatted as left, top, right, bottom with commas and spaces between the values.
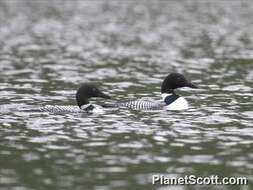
119, 73, 197, 110
40, 84, 111, 113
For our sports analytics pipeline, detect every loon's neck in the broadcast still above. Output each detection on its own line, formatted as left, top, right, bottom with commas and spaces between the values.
76, 94, 89, 109
161, 93, 180, 105
80, 104, 94, 112
161, 93, 173, 100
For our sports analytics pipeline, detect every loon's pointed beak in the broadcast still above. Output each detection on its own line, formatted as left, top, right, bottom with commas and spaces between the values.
97, 91, 111, 99
187, 82, 198, 89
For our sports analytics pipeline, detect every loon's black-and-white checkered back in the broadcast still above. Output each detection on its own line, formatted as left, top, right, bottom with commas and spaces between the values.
40, 105, 84, 113
119, 100, 162, 110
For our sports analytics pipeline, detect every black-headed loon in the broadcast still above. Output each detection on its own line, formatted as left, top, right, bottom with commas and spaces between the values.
40, 73, 197, 113
120, 73, 197, 110
40, 84, 111, 113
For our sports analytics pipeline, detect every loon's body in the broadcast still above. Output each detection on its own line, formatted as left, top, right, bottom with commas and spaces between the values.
118, 95, 188, 111
40, 84, 111, 113
119, 73, 197, 110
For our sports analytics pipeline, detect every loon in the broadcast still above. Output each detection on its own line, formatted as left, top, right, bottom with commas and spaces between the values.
40, 84, 111, 113
120, 73, 197, 110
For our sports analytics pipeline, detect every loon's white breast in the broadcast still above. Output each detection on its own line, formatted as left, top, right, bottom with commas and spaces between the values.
81, 104, 105, 113
161, 93, 189, 110
165, 96, 188, 110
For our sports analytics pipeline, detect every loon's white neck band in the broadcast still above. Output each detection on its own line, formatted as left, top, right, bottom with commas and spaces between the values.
161, 93, 173, 101
80, 104, 92, 110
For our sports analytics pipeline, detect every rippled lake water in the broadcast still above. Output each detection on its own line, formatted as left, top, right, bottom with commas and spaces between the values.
0, 1, 253, 190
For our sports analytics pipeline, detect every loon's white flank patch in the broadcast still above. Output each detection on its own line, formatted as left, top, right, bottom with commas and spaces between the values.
165, 97, 188, 110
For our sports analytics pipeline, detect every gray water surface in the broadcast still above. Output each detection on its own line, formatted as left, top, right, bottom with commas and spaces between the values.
0, 1, 253, 190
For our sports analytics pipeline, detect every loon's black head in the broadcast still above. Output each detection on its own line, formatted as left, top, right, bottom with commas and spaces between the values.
76, 84, 110, 108
161, 73, 197, 93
